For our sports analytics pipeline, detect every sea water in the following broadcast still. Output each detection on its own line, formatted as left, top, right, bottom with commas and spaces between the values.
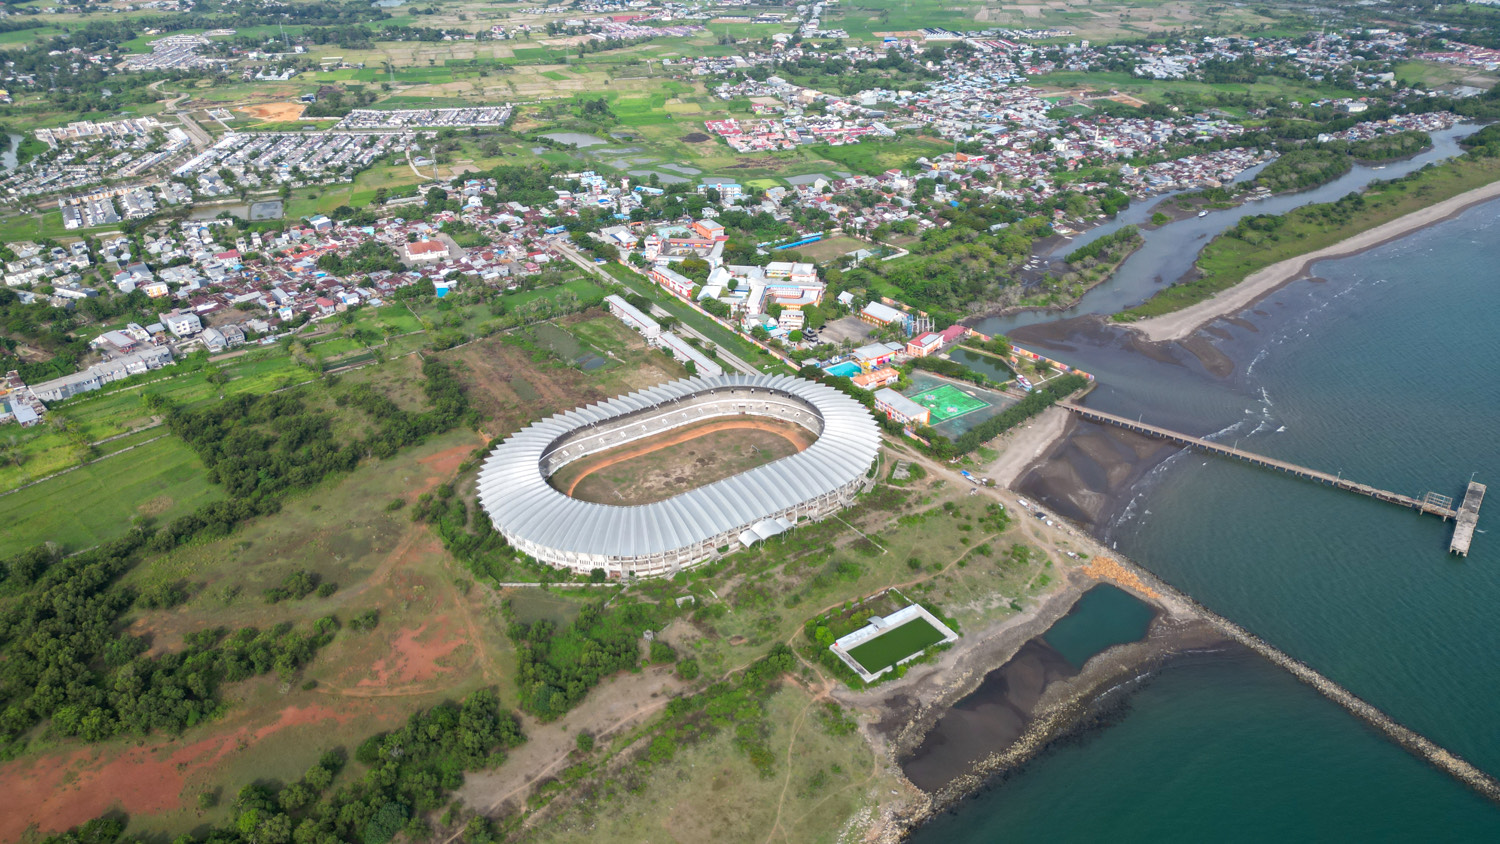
1042, 583, 1155, 669
914, 199, 1500, 838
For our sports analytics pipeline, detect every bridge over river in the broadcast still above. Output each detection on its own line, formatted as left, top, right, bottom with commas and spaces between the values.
1057, 402, 1485, 556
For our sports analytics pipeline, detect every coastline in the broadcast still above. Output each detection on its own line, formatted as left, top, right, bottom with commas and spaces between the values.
1125, 177, 1500, 342
856, 332, 1500, 839
838, 564, 1192, 843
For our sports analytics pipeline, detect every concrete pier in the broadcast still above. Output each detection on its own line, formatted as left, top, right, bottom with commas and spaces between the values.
1058, 402, 1482, 553
1451, 482, 1486, 556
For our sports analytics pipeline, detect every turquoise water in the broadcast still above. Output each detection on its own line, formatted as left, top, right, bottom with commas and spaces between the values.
1042, 584, 1156, 669
912, 651, 1500, 843
825, 360, 862, 378
917, 199, 1500, 837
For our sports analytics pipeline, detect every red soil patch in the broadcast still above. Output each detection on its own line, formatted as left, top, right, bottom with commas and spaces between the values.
356, 620, 468, 689
557, 417, 812, 497
408, 443, 474, 502
0, 704, 350, 841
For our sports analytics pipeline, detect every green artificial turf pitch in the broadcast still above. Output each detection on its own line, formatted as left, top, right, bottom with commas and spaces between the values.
846, 616, 946, 674
907, 384, 990, 422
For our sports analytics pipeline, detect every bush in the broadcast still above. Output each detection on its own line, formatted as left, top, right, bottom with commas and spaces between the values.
137, 580, 190, 609
649, 640, 677, 664
676, 658, 701, 681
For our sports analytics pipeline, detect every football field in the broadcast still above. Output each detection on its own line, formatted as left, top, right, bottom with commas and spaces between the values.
908, 384, 990, 422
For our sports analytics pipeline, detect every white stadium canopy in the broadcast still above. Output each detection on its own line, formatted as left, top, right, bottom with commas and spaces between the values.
475, 374, 880, 576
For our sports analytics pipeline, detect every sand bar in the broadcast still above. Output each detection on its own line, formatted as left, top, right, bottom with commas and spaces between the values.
1129, 178, 1500, 342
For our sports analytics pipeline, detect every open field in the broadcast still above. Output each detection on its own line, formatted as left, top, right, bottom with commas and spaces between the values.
785, 234, 870, 264
0, 435, 221, 556
236, 101, 305, 121
549, 416, 815, 505
442, 310, 687, 438
0, 431, 499, 841
1394, 61, 1499, 91
846, 615, 947, 674
909, 384, 991, 423
527, 684, 891, 844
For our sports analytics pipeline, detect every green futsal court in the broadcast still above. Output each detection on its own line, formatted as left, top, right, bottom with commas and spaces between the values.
907, 384, 990, 422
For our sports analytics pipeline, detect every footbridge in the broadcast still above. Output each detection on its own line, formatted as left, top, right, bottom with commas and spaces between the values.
1057, 402, 1484, 555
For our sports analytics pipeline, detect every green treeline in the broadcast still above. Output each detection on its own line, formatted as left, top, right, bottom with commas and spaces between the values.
154, 358, 474, 551
42, 643, 807, 844
908, 354, 1001, 387
0, 532, 337, 752
927, 375, 1090, 457
1254, 148, 1353, 193
315, 240, 403, 275
1118, 141, 1500, 320
1346, 130, 1432, 161
1065, 225, 1142, 264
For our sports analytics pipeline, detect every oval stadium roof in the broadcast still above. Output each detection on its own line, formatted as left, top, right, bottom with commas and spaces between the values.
475, 374, 880, 564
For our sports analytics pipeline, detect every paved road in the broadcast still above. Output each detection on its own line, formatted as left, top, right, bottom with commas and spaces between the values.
173, 110, 213, 149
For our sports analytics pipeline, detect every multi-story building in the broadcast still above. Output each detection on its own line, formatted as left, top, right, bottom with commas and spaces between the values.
874, 388, 930, 428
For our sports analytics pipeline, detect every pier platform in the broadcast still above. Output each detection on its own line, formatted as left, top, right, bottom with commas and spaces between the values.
1451, 482, 1485, 556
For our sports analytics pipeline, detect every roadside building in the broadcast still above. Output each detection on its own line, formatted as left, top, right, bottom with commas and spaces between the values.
656, 332, 724, 377
648, 266, 696, 298
874, 388, 930, 428
859, 301, 909, 329
852, 341, 903, 369
852, 367, 900, 391
905, 331, 944, 358
605, 293, 661, 341
161, 309, 202, 337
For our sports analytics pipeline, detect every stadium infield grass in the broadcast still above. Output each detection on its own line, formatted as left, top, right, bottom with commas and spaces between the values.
908, 383, 990, 422
846, 616, 946, 674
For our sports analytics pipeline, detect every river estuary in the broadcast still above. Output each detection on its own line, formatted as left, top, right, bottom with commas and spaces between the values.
910, 124, 1500, 840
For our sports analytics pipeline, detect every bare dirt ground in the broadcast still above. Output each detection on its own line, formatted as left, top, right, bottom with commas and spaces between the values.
457, 663, 688, 816
0, 699, 356, 842
549, 417, 814, 505
982, 405, 1070, 489
238, 102, 306, 121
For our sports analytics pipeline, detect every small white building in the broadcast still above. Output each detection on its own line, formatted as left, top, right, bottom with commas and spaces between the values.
161, 309, 202, 338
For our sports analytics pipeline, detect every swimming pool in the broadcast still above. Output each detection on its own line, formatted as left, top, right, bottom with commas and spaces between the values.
824, 361, 862, 378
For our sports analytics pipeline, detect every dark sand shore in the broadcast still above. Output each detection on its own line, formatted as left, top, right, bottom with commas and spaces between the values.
899, 609, 1225, 807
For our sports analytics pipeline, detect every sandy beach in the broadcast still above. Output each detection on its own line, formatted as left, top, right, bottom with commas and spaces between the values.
1129, 178, 1500, 342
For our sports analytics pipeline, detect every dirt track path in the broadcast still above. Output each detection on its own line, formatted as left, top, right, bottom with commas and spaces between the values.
556, 417, 812, 497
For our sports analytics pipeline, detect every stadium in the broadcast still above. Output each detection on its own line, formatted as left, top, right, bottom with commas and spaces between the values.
475, 374, 881, 577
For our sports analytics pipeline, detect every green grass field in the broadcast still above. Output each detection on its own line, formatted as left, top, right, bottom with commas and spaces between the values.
0, 435, 222, 556
908, 384, 990, 422
846, 615, 946, 674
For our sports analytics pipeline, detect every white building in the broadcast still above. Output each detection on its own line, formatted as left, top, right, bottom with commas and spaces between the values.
161, 309, 202, 337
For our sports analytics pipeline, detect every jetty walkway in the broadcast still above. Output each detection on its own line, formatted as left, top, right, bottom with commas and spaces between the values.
1057, 402, 1483, 554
